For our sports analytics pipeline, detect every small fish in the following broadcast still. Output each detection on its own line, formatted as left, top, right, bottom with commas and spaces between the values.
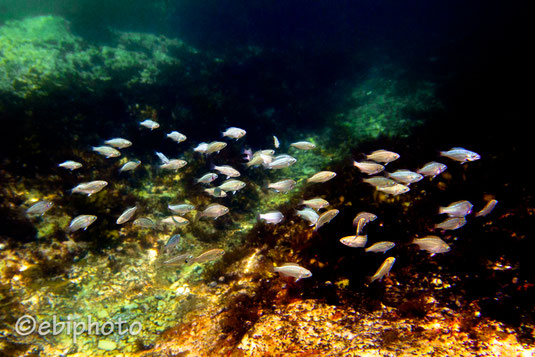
161, 216, 189, 226
163, 252, 193, 265
365, 241, 395, 253
435, 217, 466, 230
352, 212, 377, 228
133, 217, 156, 229
300, 198, 330, 211
67, 215, 97, 232
475, 199, 497, 217
205, 141, 228, 155
200, 203, 229, 219
164, 234, 181, 253
353, 161, 385, 175
439, 200, 473, 217
193, 142, 209, 154
218, 179, 246, 193
413, 236, 450, 256
168, 203, 195, 215
26, 201, 53, 216
222, 127, 246, 140
307, 171, 336, 183
386, 170, 423, 185
58, 160, 82, 170
440, 147, 480, 164
160, 159, 187, 171
116, 206, 137, 224
196, 173, 218, 184
273, 135, 280, 148
139, 119, 160, 130
314, 209, 339, 231
204, 187, 227, 198
340, 235, 367, 248
259, 211, 284, 224
368, 257, 395, 283
417, 161, 447, 178
268, 179, 296, 193
167, 131, 187, 143
71, 180, 108, 196
245, 155, 265, 168
296, 208, 319, 226
212, 165, 240, 178
119, 160, 141, 172
362, 176, 397, 188
104, 138, 132, 148
92, 146, 120, 158
290, 141, 316, 150
366, 150, 400, 164
256, 149, 275, 156
191, 248, 225, 263
376, 183, 410, 196
268, 155, 297, 169
273, 263, 312, 282
155, 151, 170, 164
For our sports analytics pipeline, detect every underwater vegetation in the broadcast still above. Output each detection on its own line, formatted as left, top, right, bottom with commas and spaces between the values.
0, 1, 534, 355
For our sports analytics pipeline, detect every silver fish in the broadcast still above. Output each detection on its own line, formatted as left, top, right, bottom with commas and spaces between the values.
218, 179, 246, 193
386, 170, 423, 185
168, 203, 195, 215
268, 179, 296, 193
296, 208, 319, 226
368, 257, 395, 283
213, 165, 240, 178
340, 235, 367, 248
196, 173, 218, 184
300, 198, 329, 211
222, 127, 246, 139
307, 171, 336, 183
475, 199, 497, 217
245, 155, 266, 168
155, 151, 170, 164
362, 176, 397, 188
67, 215, 97, 232
164, 234, 181, 253
167, 131, 187, 143
268, 155, 297, 169
204, 187, 227, 198
259, 211, 284, 224
377, 183, 410, 196
133, 217, 156, 229
353, 161, 385, 175
290, 141, 316, 150
200, 203, 229, 219
92, 146, 120, 158
439, 200, 473, 217
365, 241, 395, 253
160, 159, 187, 171
71, 180, 108, 196
205, 141, 228, 155
161, 216, 189, 226
274, 263, 312, 282
413, 236, 450, 256
366, 150, 400, 164
256, 149, 275, 156
191, 248, 225, 263
119, 160, 141, 172
435, 217, 466, 230
314, 209, 339, 231
163, 252, 193, 265
26, 201, 53, 216
417, 161, 447, 178
440, 147, 480, 164
139, 119, 159, 130
193, 142, 209, 153
116, 206, 137, 224
104, 138, 132, 148
58, 160, 82, 170
352, 212, 377, 228
273, 135, 280, 148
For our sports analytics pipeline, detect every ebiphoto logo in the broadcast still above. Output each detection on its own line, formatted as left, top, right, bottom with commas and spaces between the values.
15, 314, 142, 343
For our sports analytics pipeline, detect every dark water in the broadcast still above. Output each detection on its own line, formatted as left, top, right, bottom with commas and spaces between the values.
0, 0, 533, 354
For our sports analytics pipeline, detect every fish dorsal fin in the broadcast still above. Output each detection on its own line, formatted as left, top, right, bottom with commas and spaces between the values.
451, 147, 465, 150
280, 263, 300, 267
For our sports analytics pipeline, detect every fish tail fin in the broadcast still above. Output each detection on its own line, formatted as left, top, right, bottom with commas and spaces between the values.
439, 151, 446, 157
366, 275, 376, 284
438, 207, 445, 214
